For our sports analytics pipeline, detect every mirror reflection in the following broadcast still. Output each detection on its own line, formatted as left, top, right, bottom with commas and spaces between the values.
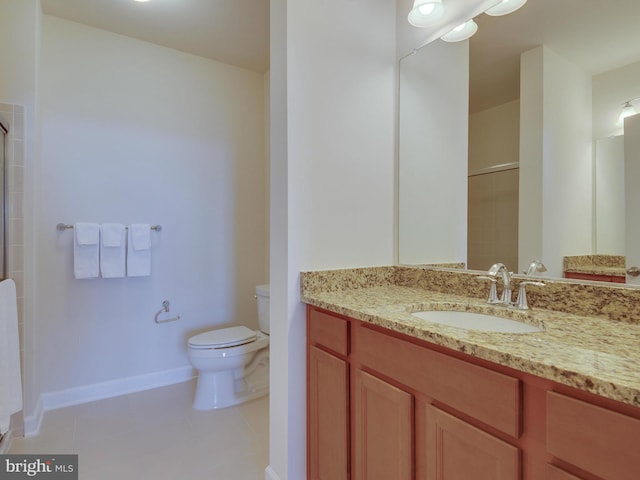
398, 0, 640, 283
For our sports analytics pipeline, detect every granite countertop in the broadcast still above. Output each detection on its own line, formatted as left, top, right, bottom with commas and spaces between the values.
301, 277, 640, 408
564, 254, 626, 277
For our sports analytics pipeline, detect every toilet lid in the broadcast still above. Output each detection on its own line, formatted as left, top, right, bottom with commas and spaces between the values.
188, 326, 257, 349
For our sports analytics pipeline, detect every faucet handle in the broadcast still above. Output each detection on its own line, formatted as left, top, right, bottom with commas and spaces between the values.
515, 281, 545, 310
477, 276, 500, 304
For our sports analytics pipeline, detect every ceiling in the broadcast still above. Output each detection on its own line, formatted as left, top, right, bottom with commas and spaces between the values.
40, 0, 640, 110
40, 0, 270, 73
468, 0, 640, 113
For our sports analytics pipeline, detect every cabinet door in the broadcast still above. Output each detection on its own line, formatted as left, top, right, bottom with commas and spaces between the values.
353, 369, 413, 480
547, 391, 640, 480
308, 346, 349, 480
422, 403, 519, 480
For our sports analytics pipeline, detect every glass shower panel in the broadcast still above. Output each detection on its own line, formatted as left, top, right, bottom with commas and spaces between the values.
0, 122, 6, 280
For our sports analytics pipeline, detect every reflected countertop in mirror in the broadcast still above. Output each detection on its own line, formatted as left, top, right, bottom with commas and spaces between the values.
564, 255, 625, 278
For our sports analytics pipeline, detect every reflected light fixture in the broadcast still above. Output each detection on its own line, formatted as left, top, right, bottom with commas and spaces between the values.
440, 19, 478, 42
617, 98, 640, 127
408, 0, 445, 27
485, 0, 527, 16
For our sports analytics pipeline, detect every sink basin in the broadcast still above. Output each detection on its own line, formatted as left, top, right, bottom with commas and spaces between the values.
411, 310, 542, 334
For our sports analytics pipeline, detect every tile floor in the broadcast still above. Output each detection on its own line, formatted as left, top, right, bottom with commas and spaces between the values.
9, 380, 269, 479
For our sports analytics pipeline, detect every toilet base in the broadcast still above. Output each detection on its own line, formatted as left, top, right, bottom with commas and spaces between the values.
192, 358, 269, 410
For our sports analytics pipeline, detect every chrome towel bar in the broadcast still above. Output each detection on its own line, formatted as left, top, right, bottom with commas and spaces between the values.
56, 223, 162, 231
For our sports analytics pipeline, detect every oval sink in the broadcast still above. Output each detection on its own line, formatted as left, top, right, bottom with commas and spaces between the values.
411, 310, 542, 334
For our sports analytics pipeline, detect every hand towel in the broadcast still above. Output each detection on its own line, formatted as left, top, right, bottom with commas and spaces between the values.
127, 224, 151, 277
0, 279, 22, 434
74, 223, 100, 279
131, 224, 151, 251
100, 223, 126, 278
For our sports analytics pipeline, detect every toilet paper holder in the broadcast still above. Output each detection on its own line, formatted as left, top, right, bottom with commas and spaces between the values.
154, 300, 181, 324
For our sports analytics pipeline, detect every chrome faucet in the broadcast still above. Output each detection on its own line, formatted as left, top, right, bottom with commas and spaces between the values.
525, 260, 547, 276
488, 263, 513, 305
478, 262, 546, 310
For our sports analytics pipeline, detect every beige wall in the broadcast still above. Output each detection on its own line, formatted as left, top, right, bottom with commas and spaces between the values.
468, 100, 519, 272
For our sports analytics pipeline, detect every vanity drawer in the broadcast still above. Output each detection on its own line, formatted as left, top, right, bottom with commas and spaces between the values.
547, 391, 640, 480
308, 308, 349, 356
352, 323, 521, 438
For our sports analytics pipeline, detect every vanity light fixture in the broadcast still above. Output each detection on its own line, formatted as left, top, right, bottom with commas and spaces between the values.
408, 0, 445, 27
440, 19, 478, 42
617, 98, 640, 127
485, 0, 527, 16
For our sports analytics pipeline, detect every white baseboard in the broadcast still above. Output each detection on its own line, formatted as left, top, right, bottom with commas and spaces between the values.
264, 466, 281, 480
23, 396, 44, 439
24, 366, 194, 437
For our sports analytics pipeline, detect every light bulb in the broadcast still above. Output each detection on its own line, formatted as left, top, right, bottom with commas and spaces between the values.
441, 20, 478, 42
408, 0, 444, 28
617, 101, 638, 127
418, 4, 435, 15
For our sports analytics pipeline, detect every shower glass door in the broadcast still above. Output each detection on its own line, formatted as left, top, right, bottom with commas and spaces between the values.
0, 120, 6, 280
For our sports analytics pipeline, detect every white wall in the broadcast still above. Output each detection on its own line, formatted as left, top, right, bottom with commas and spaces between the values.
624, 115, 640, 286
398, 39, 468, 265
267, 1, 288, 478
595, 136, 625, 254
269, 0, 396, 478
593, 60, 640, 139
519, 46, 593, 277
32, 15, 266, 419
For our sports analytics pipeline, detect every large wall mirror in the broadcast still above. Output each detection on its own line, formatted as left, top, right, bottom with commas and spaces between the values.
398, 0, 640, 284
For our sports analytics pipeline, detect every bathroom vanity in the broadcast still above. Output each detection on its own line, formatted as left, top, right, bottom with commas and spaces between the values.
303, 266, 640, 480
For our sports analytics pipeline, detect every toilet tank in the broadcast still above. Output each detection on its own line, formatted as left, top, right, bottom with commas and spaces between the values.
256, 284, 270, 334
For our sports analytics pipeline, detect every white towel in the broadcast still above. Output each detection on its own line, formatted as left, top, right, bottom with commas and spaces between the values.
0, 279, 22, 433
74, 223, 100, 279
131, 224, 151, 251
127, 224, 151, 277
100, 223, 126, 278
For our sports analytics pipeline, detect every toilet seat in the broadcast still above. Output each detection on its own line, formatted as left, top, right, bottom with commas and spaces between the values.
189, 326, 257, 349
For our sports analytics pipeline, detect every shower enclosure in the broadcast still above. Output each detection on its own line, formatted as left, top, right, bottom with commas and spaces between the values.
0, 117, 6, 280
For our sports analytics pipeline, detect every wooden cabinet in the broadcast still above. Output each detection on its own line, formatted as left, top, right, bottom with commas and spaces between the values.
307, 309, 349, 480
307, 306, 640, 480
353, 369, 412, 480
308, 306, 522, 479
308, 346, 349, 480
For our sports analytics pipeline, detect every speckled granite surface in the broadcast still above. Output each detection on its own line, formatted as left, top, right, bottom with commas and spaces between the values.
301, 266, 640, 407
564, 255, 626, 277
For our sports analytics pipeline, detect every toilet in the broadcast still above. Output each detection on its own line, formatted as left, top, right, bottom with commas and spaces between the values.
187, 284, 270, 410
